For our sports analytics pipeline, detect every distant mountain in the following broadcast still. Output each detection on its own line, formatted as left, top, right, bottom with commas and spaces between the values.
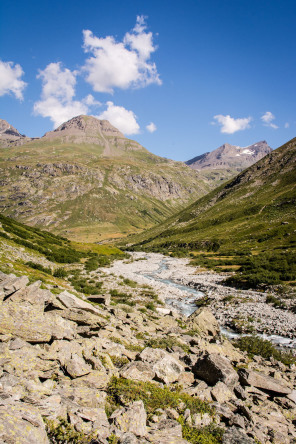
0, 119, 32, 147
126, 137, 296, 253
0, 115, 212, 242
186, 141, 272, 176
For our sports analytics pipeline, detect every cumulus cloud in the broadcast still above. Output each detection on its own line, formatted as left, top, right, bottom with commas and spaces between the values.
82, 16, 161, 93
146, 122, 157, 133
97, 101, 140, 135
213, 114, 252, 134
261, 111, 278, 129
0, 60, 27, 100
34, 62, 99, 128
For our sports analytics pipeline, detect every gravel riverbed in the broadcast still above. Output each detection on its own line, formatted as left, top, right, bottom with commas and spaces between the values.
104, 252, 296, 348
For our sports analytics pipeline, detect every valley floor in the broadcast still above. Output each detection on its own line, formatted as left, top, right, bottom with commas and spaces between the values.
102, 252, 296, 348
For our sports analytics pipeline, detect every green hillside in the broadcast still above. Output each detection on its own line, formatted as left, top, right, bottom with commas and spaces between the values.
125, 137, 296, 254
0, 116, 211, 242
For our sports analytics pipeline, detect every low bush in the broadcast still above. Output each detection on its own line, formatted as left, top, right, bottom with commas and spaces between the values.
25, 261, 52, 275
233, 335, 295, 366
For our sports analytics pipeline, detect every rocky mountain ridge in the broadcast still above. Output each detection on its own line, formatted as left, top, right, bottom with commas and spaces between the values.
0, 118, 32, 147
186, 141, 272, 174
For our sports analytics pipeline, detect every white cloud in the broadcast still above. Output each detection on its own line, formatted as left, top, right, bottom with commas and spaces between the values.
34, 62, 99, 128
146, 122, 157, 133
0, 60, 27, 100
284, 122, 290, 129
213, 114, 252, 134
97, 101, 140, 135
261, 111, 278, 129
82, 16, 161, 93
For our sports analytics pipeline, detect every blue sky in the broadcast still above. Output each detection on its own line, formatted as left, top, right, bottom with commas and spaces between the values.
0, 0, 295, 160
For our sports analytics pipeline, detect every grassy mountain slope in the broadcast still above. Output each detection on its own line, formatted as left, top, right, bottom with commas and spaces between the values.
0, 116, 211, 242
125, 137, 296, 255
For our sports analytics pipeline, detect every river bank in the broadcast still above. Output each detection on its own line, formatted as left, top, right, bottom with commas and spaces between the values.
103, 252, 296, 349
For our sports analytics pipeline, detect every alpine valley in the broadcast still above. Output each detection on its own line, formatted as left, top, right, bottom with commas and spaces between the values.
0, 116, 296, 444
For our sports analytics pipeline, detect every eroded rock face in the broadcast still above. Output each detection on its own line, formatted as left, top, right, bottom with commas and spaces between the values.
193, 352, 239, 387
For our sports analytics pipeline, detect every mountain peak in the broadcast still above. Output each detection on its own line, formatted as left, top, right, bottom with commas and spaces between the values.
186, 140, 272, 171
43, 115, 124, 141
0, 118, 31, 147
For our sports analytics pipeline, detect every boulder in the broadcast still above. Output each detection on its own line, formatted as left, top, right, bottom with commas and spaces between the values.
64, 353, 92, 378
120, 361, 155, 382
57, 290, 105, 316
238, 369, 292, 396
0, 403, 49, 444
193, 352, 239, 387
110, 401, 147, 437
222, 426, 256, 443
211, 381, 236, 404
187, 307, 219, 338
138, 347, 184, 384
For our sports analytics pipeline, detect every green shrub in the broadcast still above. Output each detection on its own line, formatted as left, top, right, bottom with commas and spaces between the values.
233, 335, 295, 366
25, 261, 52, 275
145, 337, 190, 354
181, 422, 224, 444
44, 418, 94, 443
53, 267, 67, 278
106, 377, 214, 417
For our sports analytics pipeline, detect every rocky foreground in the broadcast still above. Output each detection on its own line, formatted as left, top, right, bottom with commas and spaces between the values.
0, 270, 295, 443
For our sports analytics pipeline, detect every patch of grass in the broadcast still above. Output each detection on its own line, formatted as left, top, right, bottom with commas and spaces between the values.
106, 377, 214, 418
44, 418, 95, 443
109, 355, 129, 368
233, 335, 296, 366
25, 261, 52, 275
123, 278, 138, 288
145, 337, 190, 354
181, 421, 224, 444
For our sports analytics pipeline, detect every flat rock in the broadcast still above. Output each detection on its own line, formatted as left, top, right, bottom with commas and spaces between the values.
238, 369, 292, 395
57, 290, 104, 315
193, 352, 239, 387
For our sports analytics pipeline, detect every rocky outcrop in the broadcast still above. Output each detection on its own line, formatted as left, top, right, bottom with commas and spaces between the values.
0, 271, 295, 443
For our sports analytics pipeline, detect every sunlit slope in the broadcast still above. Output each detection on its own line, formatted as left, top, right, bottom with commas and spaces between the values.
125, 137, 296, 253
0, 116, 211, 242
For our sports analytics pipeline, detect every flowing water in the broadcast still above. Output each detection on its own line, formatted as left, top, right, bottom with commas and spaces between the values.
140, 256, 296, 350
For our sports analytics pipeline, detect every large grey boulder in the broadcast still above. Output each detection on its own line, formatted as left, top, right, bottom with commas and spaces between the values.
222, 426, 255, 443
193, 352, 239, 387
0, 403, 49, 443
238, 369, 292, 396
187, 307, 219, 338
110, 401, 147, 437
120, 361, 155, 382
211, 381, 236, 404
138, 347, 184, 384
148, 419, 187, 443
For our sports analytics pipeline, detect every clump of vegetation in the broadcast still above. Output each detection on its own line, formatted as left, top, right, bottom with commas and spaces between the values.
266, 294, 286, 308
145, 337, 190, 354
109, 355, 129, 368
44, 417, 95, 443
195, 296, 211, 307
122, 278, 138, 288
53, 267, 68, 278
181, 422, 224, 444
110, 289, 135, 306
145, 302, 156, 311
225, 251, 296, 289
233, 335, 296, 366
69, 275, 103, 295
25, 261, 52, 275
107, 377, 214, 417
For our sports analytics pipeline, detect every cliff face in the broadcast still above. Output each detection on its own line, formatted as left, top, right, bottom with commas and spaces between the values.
0, 116, 211, 241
